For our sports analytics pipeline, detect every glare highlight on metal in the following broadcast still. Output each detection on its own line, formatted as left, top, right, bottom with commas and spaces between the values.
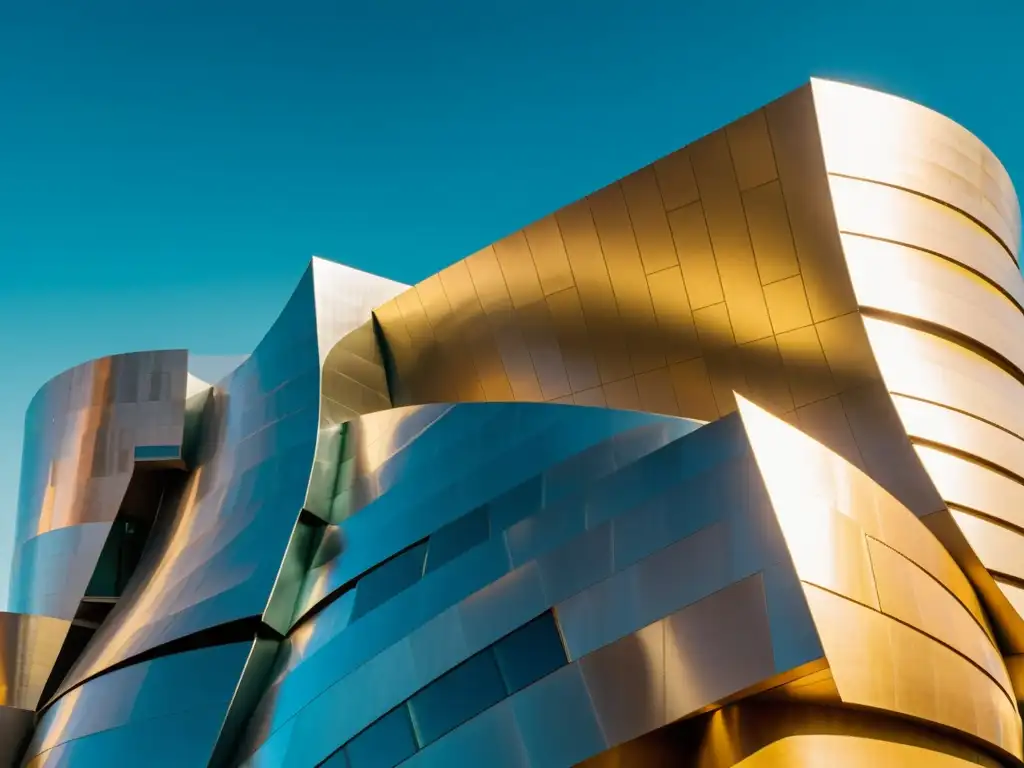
4, 78, 1024, 767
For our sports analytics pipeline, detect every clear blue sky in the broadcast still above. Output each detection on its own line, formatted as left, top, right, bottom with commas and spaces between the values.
1, 0, 1022, 608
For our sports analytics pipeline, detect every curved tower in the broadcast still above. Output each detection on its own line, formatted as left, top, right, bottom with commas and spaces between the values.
5, 78, 1024, 768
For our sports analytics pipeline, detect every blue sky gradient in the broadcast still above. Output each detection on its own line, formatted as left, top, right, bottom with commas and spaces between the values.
1, 0, 1022, 605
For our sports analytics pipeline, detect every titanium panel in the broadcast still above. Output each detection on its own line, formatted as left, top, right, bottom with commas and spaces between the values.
739, 397, 1019, 760
828, 175, 1024, 309
23, 641, 251, 766
7, 78, 1024, 768
844, 233, 1024, 377
10, 351, 188, 618
48, 261, 403, 702
812, 77, 1021, 260
864, 317, 1024, 443
0, 613, 70, 710
892, 394, 1024, 482
371, 84, 876, 463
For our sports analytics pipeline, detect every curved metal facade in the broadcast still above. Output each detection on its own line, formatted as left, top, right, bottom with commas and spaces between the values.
4, 78, 1024, 767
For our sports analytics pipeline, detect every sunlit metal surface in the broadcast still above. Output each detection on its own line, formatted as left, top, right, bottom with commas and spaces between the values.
22, 641, 251, 766
46, 262, 407, 702
11, 351, 188, 619
820, 77, 1024, 658
4, 79, 1024, 767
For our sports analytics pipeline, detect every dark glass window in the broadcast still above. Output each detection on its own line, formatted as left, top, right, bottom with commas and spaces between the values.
409, 648, 506, 746
493, 611, 568, 694
344, 705, 418, 768
85, 520, 150, 598
424, 507, 490, 574
351, 542, 427, 620
134, 444, 181, 461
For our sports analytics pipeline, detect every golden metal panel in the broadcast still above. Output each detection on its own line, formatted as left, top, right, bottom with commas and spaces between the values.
634, 367, 680, 416
494, 230, 572, 399
733, 734, 997, 768
916, 444, 1024, 531
867, 537, 1012, 700
412, 275, 485, 403
802, 583, 1021, 759
792, 396, 863, 471
620, 167, 680, 275
556, 200, 633, 384
863, 316, 1024, 440
738, 336, 794, 415
997, 580, 1024, 625
545, 287, 602, 394
774, 326, 837, 408
704, 349, 747, 417
492, 324, 544, 401
812, 78, 1020, 260
602, 377, 641, 411
523, 215, 576, 297
813, 312, 878, 393
646, 266, 699, 365
493, 231, 545, 308
518, 301, 573, 401
893, 394, 1024, 482
611, 699, 1007, 768
466, 246, 513, 314
740, 396, 988, 634
691, 131, 773, 345
667, 201, 725, 310
765, 84, 859, 323
395, 289, 434, 347
725, 109, 778, 192
693, 303, 735, 350
843, 233, 1024, 376
839, 383, 948, 521
320, 321, 392, 424
741, 180, 800, 285
653, 148, 699, 211
414, 274, 452, 331
828, 174, 1024, 309
792, 505, 879, 610
588, 183, 665, 374
573, 385, 608, 408
951, 510, 1024, 583
740, 398, 1019, 758
762, 276, 812, 335
466, 247, 544, 401
0, 614, 70, 710
668, 358, 718, 421
436, 261, 513, 402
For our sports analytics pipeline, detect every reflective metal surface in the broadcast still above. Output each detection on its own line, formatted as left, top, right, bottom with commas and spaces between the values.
3, 79, 1024, 767
11, 350, 189, 619
23, 641, 252, 766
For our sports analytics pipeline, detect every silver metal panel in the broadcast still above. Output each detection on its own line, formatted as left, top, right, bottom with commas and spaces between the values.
50, 267, 325, 698
510, 664, 608, 768
401, 699, 530, 768
297, 404, 699, 623
8, 524, 111, 619
11, 350, 188, 619
23, 641, 251, 766
557, 523, 732, 661
577, 621, 666, 745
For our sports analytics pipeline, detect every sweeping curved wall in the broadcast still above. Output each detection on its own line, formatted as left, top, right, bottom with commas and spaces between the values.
4, 78, 1024, 767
